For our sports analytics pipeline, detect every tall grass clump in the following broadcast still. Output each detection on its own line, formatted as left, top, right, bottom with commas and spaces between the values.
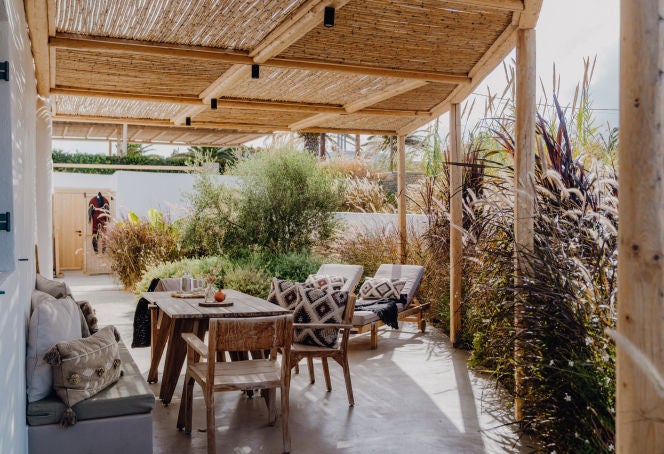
457, 62, 619, 452
104, 209, 182, 289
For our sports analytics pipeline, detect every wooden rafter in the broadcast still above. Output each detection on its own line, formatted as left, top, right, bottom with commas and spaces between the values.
291, 80, 427, 130
51, 88, 432, 117
49, 35, 472, 85
446, 0, 524, 11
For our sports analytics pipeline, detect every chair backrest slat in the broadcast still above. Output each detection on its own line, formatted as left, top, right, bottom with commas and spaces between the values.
211, 315, 293, 353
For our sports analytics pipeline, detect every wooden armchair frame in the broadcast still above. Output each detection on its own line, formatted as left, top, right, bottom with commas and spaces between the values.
291, 294, 356, 406
178, 315, 293, 454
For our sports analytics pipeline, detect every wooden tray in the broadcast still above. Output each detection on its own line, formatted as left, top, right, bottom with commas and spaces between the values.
171, 291, 205, 299
199, 301, 234, 307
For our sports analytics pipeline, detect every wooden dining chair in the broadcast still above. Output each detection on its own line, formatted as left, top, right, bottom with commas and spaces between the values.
178, 315, 293, 454
291, 293, 356, 406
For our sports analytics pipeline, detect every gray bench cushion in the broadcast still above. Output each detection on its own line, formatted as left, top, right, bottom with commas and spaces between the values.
27, 340, 155, 426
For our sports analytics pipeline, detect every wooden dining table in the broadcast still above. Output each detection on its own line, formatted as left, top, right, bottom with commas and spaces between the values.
141, 289, 290, 405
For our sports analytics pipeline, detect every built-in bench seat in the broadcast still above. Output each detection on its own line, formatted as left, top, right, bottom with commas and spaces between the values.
27, 339, 155, 454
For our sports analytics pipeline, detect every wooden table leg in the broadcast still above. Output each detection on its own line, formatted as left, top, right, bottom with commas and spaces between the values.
159, 318, 195, 405
147, 309, 172, 384
177, 320, 208, 429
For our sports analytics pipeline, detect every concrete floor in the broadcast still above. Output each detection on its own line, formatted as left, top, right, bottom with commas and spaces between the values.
60, 271, 531, 454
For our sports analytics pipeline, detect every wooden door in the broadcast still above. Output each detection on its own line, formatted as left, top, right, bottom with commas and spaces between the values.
53, 191, 86, 270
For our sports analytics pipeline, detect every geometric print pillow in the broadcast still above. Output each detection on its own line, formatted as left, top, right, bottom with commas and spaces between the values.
44, 326, 123, 426
304, 274, 347, 291
267, 278, 301, 310
359, 278, 407, 300
293, 287, 348, 348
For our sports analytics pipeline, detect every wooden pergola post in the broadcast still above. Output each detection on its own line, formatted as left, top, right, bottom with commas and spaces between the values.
616, 1, 664, 451
449, 103, 463, 345
397, 135, 407, 263
514, 27, 536, 422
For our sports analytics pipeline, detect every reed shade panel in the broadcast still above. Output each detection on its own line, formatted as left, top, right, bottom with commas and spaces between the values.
321, 114, 413, 132
55, 0, 309, 51
54, 95, 183, 120
371, 83, 457, 111
222, 66, 408, 106
52, 121, 263, 146
280, 0, 513, 74
193, 107, 311, 126
55, 49, 235, 97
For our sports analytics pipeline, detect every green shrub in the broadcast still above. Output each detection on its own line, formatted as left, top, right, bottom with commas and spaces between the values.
178, 172, 238, 257
223, 264, 271, 298
52, 150, 191, 174
263, 251, 326, 282
104, 210, 181, 290
231, 147, 343, 254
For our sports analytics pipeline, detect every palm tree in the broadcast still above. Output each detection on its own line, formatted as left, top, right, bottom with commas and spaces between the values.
187, 146, 239, 173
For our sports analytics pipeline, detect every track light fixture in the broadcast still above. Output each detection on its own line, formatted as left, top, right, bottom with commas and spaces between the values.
324, 6, 335, 27
185, 116, 191, 126
251, 64, 260, 79
211, 98, 218, 110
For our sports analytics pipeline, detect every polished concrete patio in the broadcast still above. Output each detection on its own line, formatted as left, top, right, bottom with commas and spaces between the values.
61, 271, 531, 454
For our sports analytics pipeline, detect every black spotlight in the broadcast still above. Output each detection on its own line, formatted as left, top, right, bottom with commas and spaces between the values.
251, 64, 260, 79
324, 6, 335, 27
211, 98, 218, 110
185, 116, 191, 126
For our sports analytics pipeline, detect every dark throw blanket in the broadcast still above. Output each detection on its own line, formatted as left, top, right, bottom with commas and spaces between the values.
131, 278, 160, 348
354, 297, 400, 329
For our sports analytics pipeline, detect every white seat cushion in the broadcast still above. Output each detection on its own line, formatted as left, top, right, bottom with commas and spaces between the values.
27, 292, 83, 402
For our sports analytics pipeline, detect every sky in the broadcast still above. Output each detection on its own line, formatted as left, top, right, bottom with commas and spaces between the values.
53, 0, 621, 156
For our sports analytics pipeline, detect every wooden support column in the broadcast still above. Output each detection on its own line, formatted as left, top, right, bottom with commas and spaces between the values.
397, 135, 407, 263
449, 103, 463, 345
616, 1, 664, 451
355, 135, 361, 157
121, 123, 128, 156
514, 27, 536, 423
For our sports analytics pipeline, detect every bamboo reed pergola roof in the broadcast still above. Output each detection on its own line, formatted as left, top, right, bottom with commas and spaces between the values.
25, 0, 542, 146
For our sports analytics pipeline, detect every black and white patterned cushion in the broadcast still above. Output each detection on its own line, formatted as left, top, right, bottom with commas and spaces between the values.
293, 287, 348, 348
304, 274, 347, 291
359, 278, 407, 300
267, 278, 301, 310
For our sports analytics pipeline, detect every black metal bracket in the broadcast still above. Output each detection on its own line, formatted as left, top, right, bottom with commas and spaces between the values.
0, 61, 8, 81
0, 212, 10, 232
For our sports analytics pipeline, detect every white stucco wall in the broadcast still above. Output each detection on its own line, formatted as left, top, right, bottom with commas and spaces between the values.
54, 171, 241, 220
0, 0, 39, 452
335, 212, 429, 234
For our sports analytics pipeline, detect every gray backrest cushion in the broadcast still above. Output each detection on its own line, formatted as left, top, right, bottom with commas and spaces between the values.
35, 274, 71, 299
154, 278, 181, 292
374, 264, 425, 304
317, 264, 364, 293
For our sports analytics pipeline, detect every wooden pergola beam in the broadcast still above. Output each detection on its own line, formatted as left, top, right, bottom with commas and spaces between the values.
513, 27, 536, 423
616, 0, 664, 451
50, 88, 431, 117
397, 135, 407, 263
449, 103, 463, 346
49, 35, 472, 85
250, 0, 352, 63
24, 0, 51, 97
447, 0, 524, 11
